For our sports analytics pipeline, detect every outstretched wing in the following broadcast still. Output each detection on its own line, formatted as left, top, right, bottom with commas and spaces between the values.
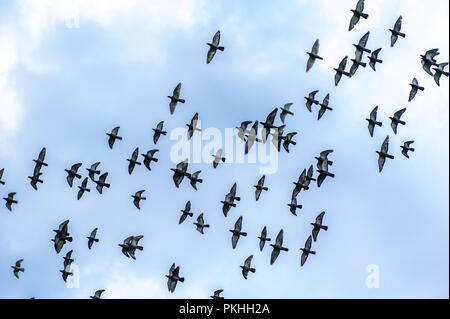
408, 86, 417, 102
394, 108, 407, 120
275, 229, 284, 246
212, 30, 220, 46
207, 47, 216, 64
270, 248, 280, 265
173, 83, 181, 99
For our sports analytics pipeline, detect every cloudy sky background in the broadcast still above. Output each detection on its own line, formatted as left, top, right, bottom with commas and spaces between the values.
0, 0, 448, 298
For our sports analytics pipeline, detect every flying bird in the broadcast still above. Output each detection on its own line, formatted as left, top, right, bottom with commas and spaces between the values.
353, 31, 371, 61
334, 56, 351, 86
52, 220, 72, 253
253, 175, 268, 201
94, 172, 110, 194
270, 124, 286, 152
366, 106, 382, 137
270, 229, 289, 265
282, 132, 297, 153
292, 169, 310, 198
210, 289, 224, 300
221, 183, 240, 217
230, 216, 247, 249
119, 236, 134, 258
306, 39, 323, 72
349, 55, 366, 77
349, 0, 368, 31
206, 30, 224, 64
65, 163, 82, 187
421, 49, 440, 76
179, 201, 194, 224
240, 255, 255, 280
132, 190, 146, 210
127, 147, 142, 174
187, 113, 201, 140
171, 159, 190, 188
287, 197, 302, 216
142, 149, 159, 171
390, 108, 407, 134
304, 90, 319, 112
11, 259, 24, 279
315, 150, 334, 168
152, 121, 167, 144
401, 141, 415, 159
311, 211, 328, 242
194, 213, 210, 234
408, 78, 424, 102
87, 228, 99, 249
119, 235, 144, 260
236, 121, 252, 142
28, 167, 43, 190
377, 136, 395, 172
390, 16, 405, 47
316, 152, 335, 188
60, 264, 73, 282
260, 108, 278, 143
166, 263, 184, 293
258, 226, 271, 252
86, 162, 101, 181
0, 168, 5, 185
244, 121, 262, 154
3, 192, 18, 211
368, 48, 383, 71
318, 94, 333, 120
107, 126, 122, 149
279, 103, 294, 123
212, 149, 226, 168
188, 171, 203, 190
63, 250, 74, 268
77, 177, 90, 200
90, 290, 105, 299
168, 82, 185, 115
433, 63, 449, 86
300, 235, 316, 266
33, 147, 48, 170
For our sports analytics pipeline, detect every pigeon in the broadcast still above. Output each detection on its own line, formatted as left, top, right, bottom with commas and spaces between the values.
368, 48, 383, 71
334, 56, 351, 86
401, 141, 415, 159
240, 255, 255, 280
63, 250, 74, 268
292, 169, 309, 198
3, 192, 18, 211
179, 201, 194, 224
28, 167, 43, 190
187, 113, 201, 140
315, 150, 334, 168
300, 235, 316, 266
33, 147, 48, 170
168, 83, 185, 115
366, 106, 382, 137
86, 162, 101, 181
132, 190, 146, 210
127, 147, 142, 174
77, 177, 90, 200
282, 132, 297, 153
421, 49, 440, 76
279, 103, 294, 124
236, 121, 252, 142
311, 211, 328, 242
318, 94, 333, 120
94, 172, 110, 194
353, 31, 371, 61
206, 30, 224, 64
304, 90, 319, 112
270, 125, 286, 152
87, 228, 99, 249
166, 263, 184, 293
349, 0, 368, 31
316, 154, 335, 188
270, 229, 289, 265
142, 149, 159, 171
152, 121, 167, 144
210, 289, 224, 300
433, 63, 449, 86
124, 235, 144, 260
390, 108, 407, 134
212, 149, 226, 168
107, 126, 122, 149
188, 171, 203, 190
90, 290, 105, 299
258, 226, 271, 251
194, 213, 210, 234
171, 159, 191, 188
0, 168, 5, 185
245, 121, 262, 154
409, 78, 424, 102
260, 108, 278, 143
377, 136, 395, 172
253, 175, 268, 201
349, 55, 366, 77
287, 197, 302, 216
52, 220, 72, 253
390, 16, 405, 47
221, 183, 240, 217
230, 216, 247, 249
305, 165, 316, 185
65, 163, 82, 187
60, 264, 73, 282
11, 259, 24, 279
306, 39, 323, 72
119, 236, 134, 258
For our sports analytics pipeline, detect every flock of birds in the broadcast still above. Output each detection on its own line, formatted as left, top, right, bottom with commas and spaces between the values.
1, 0, 448, 299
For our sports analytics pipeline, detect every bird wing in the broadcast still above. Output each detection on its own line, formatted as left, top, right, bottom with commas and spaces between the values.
356, 0, 364, 12
197, 213, 204, 224
212, 30, 221, 46
381, 136, 389, 153
38, 148, 46, 162
316, 211, 325, 224
231, 233, 239, 249
234, 216, 243, 232
185, 200, 191, 212
305, 235, 312, 250
322, 94, 330, 107
258, 175, 265, 187
334, 71, 342, 86
317, 173, 326, 188
255, 187, 262, 201
265, 108, 278, 126
349, 14, 360, 31
306, 56, 315, 72
0, 168, 3, 180
378, 154, 386, 172
312, 39, 319, 55
71, 163, 82, 172
300, 251, 308, 266
170, 100, 177, 114
309, 90, 319, 99
270, 248, 280, 265
244, 255, 253, 268
230, 182, 237, 197
370, 106, 378, 121
66, 174, 75, 188
338, 56, 348, 70
394, 15, 402, 31
207, 47, 216, 64
409, 86, 417, 102
90, 228, 98, 238
276, 229, 284, 246
15, 259, 23, 267
173, 83, 181, 99
358, 31, 370, 47
394, 108, 406, 120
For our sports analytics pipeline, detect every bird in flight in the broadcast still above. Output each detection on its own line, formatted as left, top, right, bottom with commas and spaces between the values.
287, 196, 302, 216
221, 182, 240, 217
401, 141, 415, 159
65, 163, 82, 187
366, 106, 382, 137
206, 30, 224, 64
87, 228, 99, 250
11, 259, 24, 279
421, 49, 440, 76
279, 103, 294, 124
194, 213, 210, 234
132, 190, 147, 210
166, 263, 184, 293
77, 177, 90, 200
210, 289, 224, 300
168, 82, 185, 115
127, 147, 142, 174
179, 201, 194, 224
300, 235, 316, 266
240, 255, 255, 280
142, 149, 159, 171
187, 113, 201, 140
86, 162, 101, 181
334, 56, 351, 86
377, 136, 395, 172
152, 121, 167, 145
253, 175, 268, 201
258, 226, 271, 252
230, 216, 247, 249
306, 39, 323, 72
408, 78, 424, 102
90, 289, 105, 299
389, 16, 405, 47
94, 172, 110, 194
389, 108, 407, 134
3, 192, 18, 212
318, 93, 333, 120
107, 126, 122, 149
270, 229, 289, 265
0, 168, 5, 185
349, 0, 368, 31
212, 149, 226, 169
188, 171, 203, 190
311, 211, 328, 242
368, 48, 383, 71
433, 63, 449, 86
171, 159, 191, 188
304, 90, 319, 112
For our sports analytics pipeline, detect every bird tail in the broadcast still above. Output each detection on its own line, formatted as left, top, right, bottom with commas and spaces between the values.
153, 158, 159, 162
327, 172, 335, 178
94, 239, 99, 242
234, 197, 241, 201
419, 86, 425, 91
231, 203, 236, 207
310, 251, 316, 255
399, 32, 406, 38
117, 136, 123, 140
410, 148, 415, 152
241, 232, 248, 237
218, 47, 224, 51
322, 225, 329, 231
281, 247, 289, 252
249, 268, 255, 273
66, 237, 73, 242
376, 121, 382, 127
386, 155, 395, 160
296, 204, 303, 209
188, 212, 193, 217
179, 277, 185, 282
161, 131, 167, 136
262, 187, 268, 191
136, 246, 144, 251
221, 157, 226, 162
205, 224, 210, 228
291, 141, 297, 146
361, 13, 369, 19
0, 181, 4, 185
105, 183, 111, 188
179, 99, 185, 103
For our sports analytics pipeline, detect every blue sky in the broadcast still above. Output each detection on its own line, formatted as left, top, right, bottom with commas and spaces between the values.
0, 0, 448, 298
